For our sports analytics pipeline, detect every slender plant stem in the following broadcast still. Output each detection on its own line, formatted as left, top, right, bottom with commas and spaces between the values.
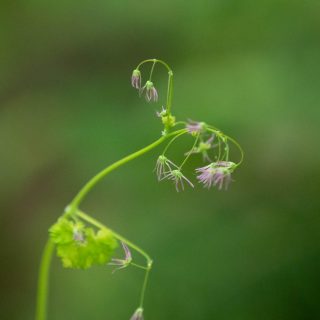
166, 70, 173, 118
139, 263, 152, 308
76, 210, 152, 263
69, 129, 186, 210
207, 127, 244, 166
35, 129, 185, 320
77, 210, 153, 310
180, 134, 200, 169
162, 130, 187, 155
149, 59, 156, 80
35, 240, 55, 320
131, 262, 148, 270
136, 58, 174, 123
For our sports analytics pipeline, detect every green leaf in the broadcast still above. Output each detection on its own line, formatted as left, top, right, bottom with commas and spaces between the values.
49, 217, 118, 269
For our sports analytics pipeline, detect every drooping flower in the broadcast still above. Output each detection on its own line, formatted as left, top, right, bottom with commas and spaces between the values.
185, 135, 216, 162
130, 308, 144, 320
131, 69, 141, 89
161, 169, 194, 192
108, 241, 132, 273
186, 120, 207, 135
196, 161, 236, 190
141, 80, 158, 102
155, 155, 178, 181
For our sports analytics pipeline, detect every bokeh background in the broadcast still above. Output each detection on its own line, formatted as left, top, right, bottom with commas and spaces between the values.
1, 1, 320, 319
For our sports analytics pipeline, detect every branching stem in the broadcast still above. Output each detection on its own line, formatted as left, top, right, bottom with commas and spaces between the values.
36, 129, 186, 320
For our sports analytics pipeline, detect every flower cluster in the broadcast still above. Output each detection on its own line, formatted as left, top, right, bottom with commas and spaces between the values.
153, 119, 241, 191
196, 161, 236, 190
131, 69, 158, 102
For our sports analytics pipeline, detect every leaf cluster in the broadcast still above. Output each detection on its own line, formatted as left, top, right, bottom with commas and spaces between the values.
49, 217, 117, 269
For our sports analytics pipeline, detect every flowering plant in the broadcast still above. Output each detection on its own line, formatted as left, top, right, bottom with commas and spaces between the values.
35, 58, 243, 320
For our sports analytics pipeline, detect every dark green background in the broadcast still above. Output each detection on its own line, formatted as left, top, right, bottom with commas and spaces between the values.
1, 1, 319, 319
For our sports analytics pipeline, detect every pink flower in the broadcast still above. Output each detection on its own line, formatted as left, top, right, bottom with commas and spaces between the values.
186, 120, 206, 135
196, 161, 235, 190
131, 69, 141, 89
140, 81, 158, 102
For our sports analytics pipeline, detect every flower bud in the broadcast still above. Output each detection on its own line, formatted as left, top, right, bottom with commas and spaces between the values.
131, 69, 141, 89
130, 307, 144, 320
141, 81, 158, 102
161, 114, 176, 128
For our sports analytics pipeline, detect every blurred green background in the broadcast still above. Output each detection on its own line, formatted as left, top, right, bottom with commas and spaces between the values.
1, 1, 320, 319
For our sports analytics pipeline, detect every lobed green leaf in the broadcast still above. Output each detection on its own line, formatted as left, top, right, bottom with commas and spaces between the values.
49, 217, 118, 269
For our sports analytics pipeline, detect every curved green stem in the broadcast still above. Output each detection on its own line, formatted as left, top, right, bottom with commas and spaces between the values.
76, 210, 152, 263
76, 210, 153, 310
139, 262, 152, 308
162, 130, 187, 155
207, 127, 244, 166
149, 60, 156, 80
137, 59, 171, 73
35, 240, 55, 320
179, 134, 200, 169
69, 129, 186, 211
136, 58, 174, 130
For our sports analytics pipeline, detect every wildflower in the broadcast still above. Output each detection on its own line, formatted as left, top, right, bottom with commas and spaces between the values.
130, 308, 144, 320
108, 241, 132, 273
196, 161, 236, 190
156, 106, 167, 118
161, 169, 194, 192
185, 135, 216, 162
155, 155, 178, 181
141, 80, 158, 102
131, 69, 141, 89
186, 120, 207, 135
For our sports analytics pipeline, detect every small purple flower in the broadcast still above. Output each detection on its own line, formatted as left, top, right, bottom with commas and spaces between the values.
155, 155, 178, 181
131, 69, 141, 89
196, 161, 235, 190
109, 242, 132, 273
161, 169, 194, 192
185, 135, 216, 162
130, 308, 144, 320
186, 120, 206, 135
141, 80, 158, 102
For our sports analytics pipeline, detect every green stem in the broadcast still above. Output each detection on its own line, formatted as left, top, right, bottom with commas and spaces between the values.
137, 59, 171, 73
207, 127, 244, 166
162, 130, 187, 155
149, 59, 156, 80
166, 70, 173, 118
131, 262, 148, 270
76, 210, 152, 263
180, 134, 200, 169
35, 240, 55, 320
76, 210, 153, 309
139, 262, 152, 308
136, 58, 174, 129
69, 129, 186, 210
